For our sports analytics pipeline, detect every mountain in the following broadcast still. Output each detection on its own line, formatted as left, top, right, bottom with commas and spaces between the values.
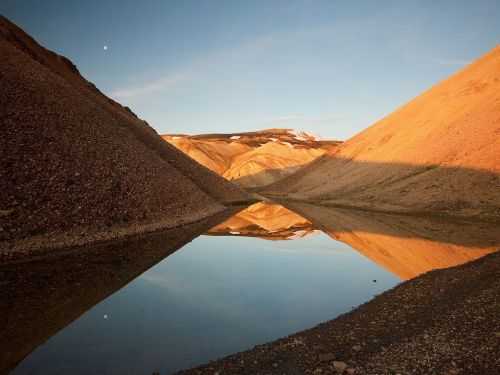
264, 47, 500, 221
0, 16, 250, 255
207, 202, 316, 240
162, 129, 341, 188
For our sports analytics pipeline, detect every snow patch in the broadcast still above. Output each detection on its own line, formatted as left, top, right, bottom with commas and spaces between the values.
287, 129, 321, 141
230, 135, 241, 140
230, 231, 240, 235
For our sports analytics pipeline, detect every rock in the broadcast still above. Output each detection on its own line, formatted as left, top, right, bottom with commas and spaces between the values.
318, 353, 335, 362
272, 363, 278, 368
352, 345, 362, 352
346, 369, 356, 375
333, 361, 347, 373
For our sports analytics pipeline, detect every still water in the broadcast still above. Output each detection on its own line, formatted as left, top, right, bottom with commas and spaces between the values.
6, 202, 499, 374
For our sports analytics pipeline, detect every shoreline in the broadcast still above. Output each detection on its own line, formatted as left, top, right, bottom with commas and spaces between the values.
0, 201, 254, 265
178, 251, 500, 374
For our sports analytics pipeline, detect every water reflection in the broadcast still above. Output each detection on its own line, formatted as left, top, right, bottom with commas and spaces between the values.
281, 202, 500, 279
208, 202, 317, 240
3, 202, 499, 374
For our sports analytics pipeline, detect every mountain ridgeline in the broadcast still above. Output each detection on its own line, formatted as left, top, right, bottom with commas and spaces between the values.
264, 46, 500, 221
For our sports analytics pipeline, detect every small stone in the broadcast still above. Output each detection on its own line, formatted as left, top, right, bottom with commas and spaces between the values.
272, 363, 278, 368
346, 369, 355, 375
352, 345, 362, 352
333, 361, 347, 373
494, 332, 500, 338
319, 353, 335, 362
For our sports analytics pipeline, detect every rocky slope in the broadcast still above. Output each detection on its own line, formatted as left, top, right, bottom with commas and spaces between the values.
264, 46, 500, 221
0, 16, 249, 255
207, 202, 316, 240
162, 129, 341, 188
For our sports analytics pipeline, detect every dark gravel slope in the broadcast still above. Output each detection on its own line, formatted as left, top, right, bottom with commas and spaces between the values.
0, 16, 249, 253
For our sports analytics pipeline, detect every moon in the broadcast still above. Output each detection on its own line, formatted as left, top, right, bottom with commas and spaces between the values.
103, 45, 108, 51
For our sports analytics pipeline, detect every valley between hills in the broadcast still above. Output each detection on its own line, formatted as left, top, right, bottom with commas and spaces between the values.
1, 13, 500, 375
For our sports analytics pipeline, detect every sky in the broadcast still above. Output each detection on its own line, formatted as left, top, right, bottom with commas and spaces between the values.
2, 0, 500, 140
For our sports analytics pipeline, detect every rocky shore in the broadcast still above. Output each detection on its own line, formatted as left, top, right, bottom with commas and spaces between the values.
178, 251, 500, 375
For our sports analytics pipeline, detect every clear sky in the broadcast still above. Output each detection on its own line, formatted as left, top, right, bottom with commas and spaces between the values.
2, 0, 499, 140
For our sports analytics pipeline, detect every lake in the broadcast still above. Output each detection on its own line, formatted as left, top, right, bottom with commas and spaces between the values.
4, 202, 499, 374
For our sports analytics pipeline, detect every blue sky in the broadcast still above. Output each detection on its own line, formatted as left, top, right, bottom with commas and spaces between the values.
2, 0, 499, 139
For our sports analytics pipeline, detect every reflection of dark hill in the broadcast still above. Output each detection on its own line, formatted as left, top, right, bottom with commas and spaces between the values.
0, 208, 238, 374
282, 202, 499, 279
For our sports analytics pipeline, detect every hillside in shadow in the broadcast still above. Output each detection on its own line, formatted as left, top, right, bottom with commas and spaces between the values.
262, 156, 500, 222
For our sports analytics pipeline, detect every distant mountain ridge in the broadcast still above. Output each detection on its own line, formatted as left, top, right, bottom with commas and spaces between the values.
162, 129, 341, 188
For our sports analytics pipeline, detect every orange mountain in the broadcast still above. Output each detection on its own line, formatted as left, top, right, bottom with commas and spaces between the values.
162, 129, 341, 188
265, 47, 500, 221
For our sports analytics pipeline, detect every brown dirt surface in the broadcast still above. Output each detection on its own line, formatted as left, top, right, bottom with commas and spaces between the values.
0, 16, 250, 254
178, 251, 500, 375
162, 129, 341, 188
264, 46, 500, 221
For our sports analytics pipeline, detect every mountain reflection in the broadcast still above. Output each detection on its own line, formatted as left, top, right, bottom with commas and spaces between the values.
214, 201, 499, 280
208, 202, 318, 240
2, 202, 499, 373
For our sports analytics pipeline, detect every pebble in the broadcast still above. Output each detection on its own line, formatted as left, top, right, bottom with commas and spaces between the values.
333, 361, 347, 373
352, 345, 362, 352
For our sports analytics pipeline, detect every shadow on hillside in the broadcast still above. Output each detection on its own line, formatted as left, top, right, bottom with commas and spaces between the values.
231, 162, 315, 188
0, 207, 241, 374
256, 154, 500, 221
